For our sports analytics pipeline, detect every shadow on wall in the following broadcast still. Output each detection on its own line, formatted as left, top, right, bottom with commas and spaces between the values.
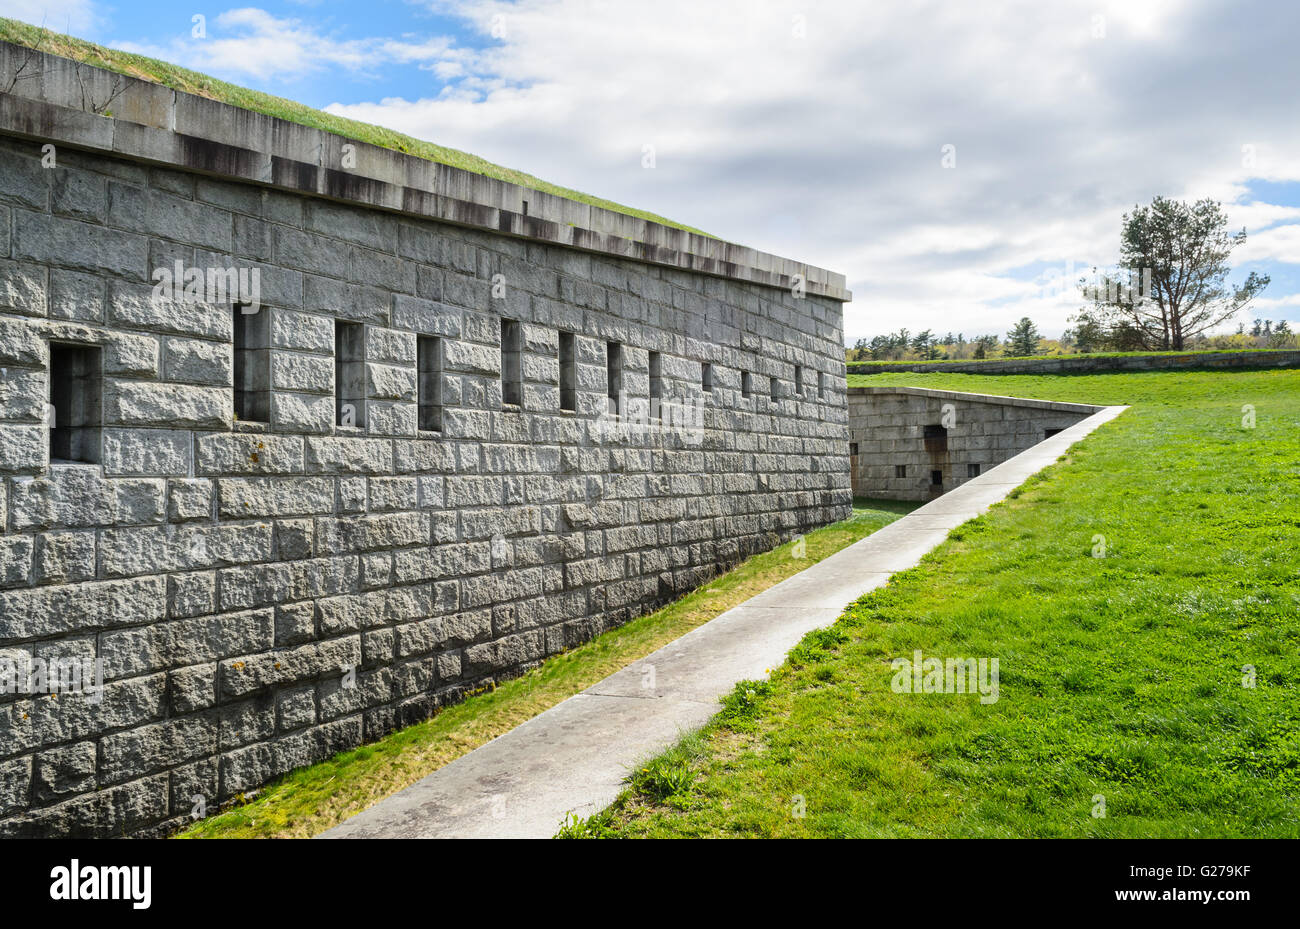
847, 387, 1103, 501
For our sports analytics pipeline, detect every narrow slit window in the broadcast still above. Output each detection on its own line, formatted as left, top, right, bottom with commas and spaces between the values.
559, 330, 577, 412
818, 371, 826, 400
741, 370, 752, 398
417, 336, 443, 432
233, 305, 270, 423
770, 376, 779, 402
607, 341, 622, 415
701, 362, 713, 393
48, 342, 102, 464
649, 350, 662, 417
501, 317, 522, 407
967, 462, 981, 478
335, 320, 365, 428
794, 366, 803, 396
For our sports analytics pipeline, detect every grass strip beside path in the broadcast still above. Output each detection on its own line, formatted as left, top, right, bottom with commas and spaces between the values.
581, 369, 1300, 837
180, 499, 913, 838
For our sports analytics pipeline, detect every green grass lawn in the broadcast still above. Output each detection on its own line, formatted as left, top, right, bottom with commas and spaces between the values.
576, 369, 1300, 838
846, 348, 1298, 366
0, 17, 709, 237
179, 498, 914, 837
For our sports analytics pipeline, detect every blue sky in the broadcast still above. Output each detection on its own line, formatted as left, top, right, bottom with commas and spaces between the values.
9, 0, 1300, 342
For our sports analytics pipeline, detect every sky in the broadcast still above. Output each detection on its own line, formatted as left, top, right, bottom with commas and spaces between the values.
8, 0, 1300, 344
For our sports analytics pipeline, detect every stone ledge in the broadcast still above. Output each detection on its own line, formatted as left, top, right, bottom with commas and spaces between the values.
0, 40, 850, 302
848, 385, 1105, 414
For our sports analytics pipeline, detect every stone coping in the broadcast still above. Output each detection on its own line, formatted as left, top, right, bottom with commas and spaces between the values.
0, 40, 850, 302
322, 403, 1127, 839
848, 385, 1105, 415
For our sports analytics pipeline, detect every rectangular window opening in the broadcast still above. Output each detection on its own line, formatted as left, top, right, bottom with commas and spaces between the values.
233, 305, 270, 423
770, 376, 780, 402
795, 366, 803, 396
607, 341, 623, 415
559, 330, 577, 412
417, 335, 443, 432
741, 370, 752, 398
649, 350, 662, 418
931, 469, 943, 486
967, 462, 981, 478
849, 442, 859, 456
895, 464, 906, 478
701, 362, 713, 393
335, 320, 365, 429
818, 371, 826, 400
48, 342, 102, 464
501, 317, 522, 407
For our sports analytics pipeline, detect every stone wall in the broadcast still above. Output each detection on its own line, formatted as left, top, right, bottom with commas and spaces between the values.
0, 92, 850, 831
847, 387, 1099, 500
847, 349, 1300, 376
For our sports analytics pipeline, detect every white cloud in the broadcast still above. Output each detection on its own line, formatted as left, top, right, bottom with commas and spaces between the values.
1237, 224, 1300, 265
309, 0, 1300, 337
3, 0, 96, 34
71, 0, 1298, 337
110, 8, 470, 83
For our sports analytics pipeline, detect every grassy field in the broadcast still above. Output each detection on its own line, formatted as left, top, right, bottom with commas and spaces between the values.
0, 17, 708, 236
179, 498, 914, 838
574, 369, 1300, 838
846, 348, 1298, 366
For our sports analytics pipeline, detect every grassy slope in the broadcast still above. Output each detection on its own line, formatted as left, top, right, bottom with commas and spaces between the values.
0, 17, 709, 236
179, 499, 915, 838
585, 369, 1300, 837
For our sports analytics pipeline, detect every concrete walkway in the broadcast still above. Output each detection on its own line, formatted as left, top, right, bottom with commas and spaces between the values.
323, 404, 1128, 838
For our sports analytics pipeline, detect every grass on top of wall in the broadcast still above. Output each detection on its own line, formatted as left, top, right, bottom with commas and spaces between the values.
177, 498, 914, 838
0, 17, 710, 237
566, 368, 1300, 838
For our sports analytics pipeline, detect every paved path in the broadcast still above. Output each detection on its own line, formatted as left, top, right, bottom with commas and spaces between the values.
323, 404, 1128, 838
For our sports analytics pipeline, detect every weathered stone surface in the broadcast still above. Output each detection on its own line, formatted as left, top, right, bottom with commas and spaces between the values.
0, 258, 47, 316
164, 337, 232, 385
847, 387, 1100, 501
105, 380, 231, 429
13, 211, 148, 280
0, 575, 167, 640
196, 434, 304, 475
9, 468, 165, 529
32, 742, 97, 802
102, 428, 191, 476
168, 478, 213, 521
218, 477, 334, 518
0, 119, 850, 839
0, 757, 32, 818
32, 531, 95, 585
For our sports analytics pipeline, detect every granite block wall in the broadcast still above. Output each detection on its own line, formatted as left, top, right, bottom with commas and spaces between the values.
847, 387, 1098, 501
0, 134, 850, 836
